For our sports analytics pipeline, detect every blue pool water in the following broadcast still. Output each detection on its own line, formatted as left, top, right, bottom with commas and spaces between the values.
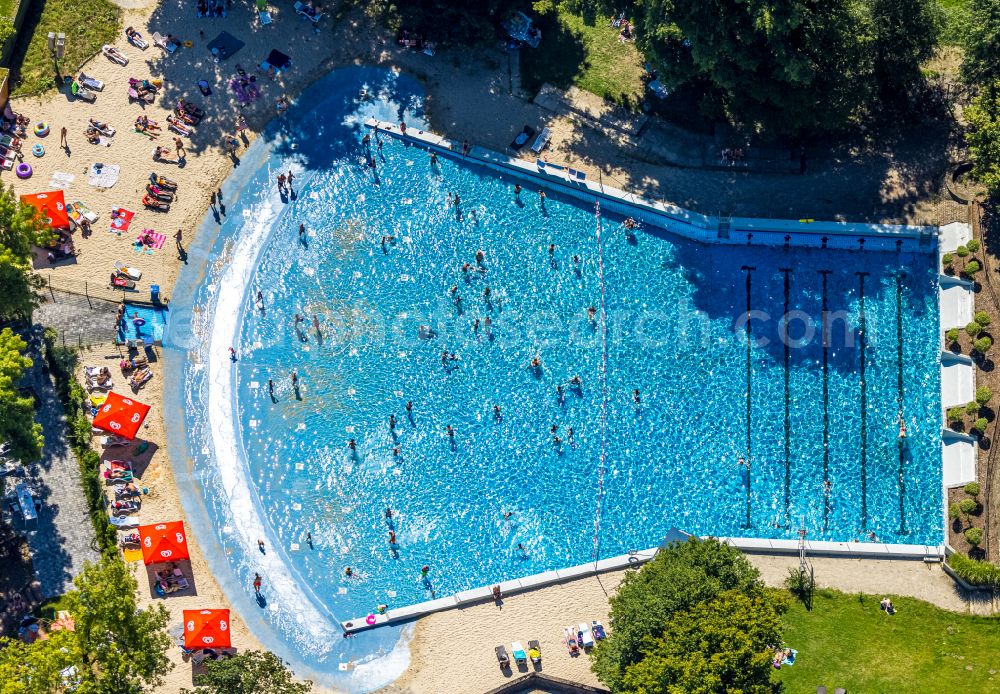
165, 67, 942, 688
117, 303, 167, 343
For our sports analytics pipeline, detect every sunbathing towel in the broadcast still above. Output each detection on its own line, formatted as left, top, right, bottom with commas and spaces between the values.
109, 208, 135, 233
145, 231, 166, 249
207, 31, 245, 61
49, 171, 76, 189
88, 163, 121, 188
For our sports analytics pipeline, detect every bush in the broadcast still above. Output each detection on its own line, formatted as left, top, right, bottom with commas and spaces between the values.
967, 401, 981, 415
947, 552, 1000, 588
943, 253, 954, 267
965, 527, 984, 547
960, 498, 978, 516
964, 260, 982, 276
974, 417, 989, 433
977, 386, 993, 406
965, 482, 982, 497
946, 327, 961, 343
967, 239, 982, 253
949, 502, 962, 520
966, 321, 983, 337
957, 245, 970, 257
947, 406, 966, 423
975, 311, 992, 327
974, 336, 993, 354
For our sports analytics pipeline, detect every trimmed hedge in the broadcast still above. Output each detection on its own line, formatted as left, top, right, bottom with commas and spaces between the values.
42, 328, 117, 553
947, 552, 1000, 589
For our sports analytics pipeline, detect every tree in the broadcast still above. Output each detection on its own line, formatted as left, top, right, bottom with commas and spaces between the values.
182, 650, 312, 694
0, 183, 51, 322
63, 555, 173, 693
618, 589, 786, 694
869, 0, 940, 104
962, 0, 1000, 87
0, 556, 171, 693
0, 327, 43, 463
0, 630, 83, 694
375, 0, 520, 45
966, 82, 1000, 197
626, 0, 875, 136
590, 537, 764, 691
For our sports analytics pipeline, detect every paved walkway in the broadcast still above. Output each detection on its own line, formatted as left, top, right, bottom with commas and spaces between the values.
23, 328, 99, 598
33, 289, 119, 349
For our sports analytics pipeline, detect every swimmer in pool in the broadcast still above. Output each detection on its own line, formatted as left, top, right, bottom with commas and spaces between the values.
476, 249, 485, 265
494, 405, 502, 420
389, 531, 396, 544
484, 316, 492, 331
392, 446, 401, 458
548, 243, 555, 255
389, 414, 396, 430
571, 375, 582, 386
473, 318, 480, 333
633, 389, 641, 405
587, 306, 597, 322
514, 184, 521, 197
567, 427, 574, 443
406, 401, 413, 415
348, 438, 357, 451
531, 355, 542, 369
345, 566, 353, 577
256, 290, 264, 305
312, 315, 320, 331
446, 424, 454, 438
898, 411, 907, 438
550, 424, 558, 435
385, 508, 393, 519
539, 190, 546, 200
430, 151, 437, 164
484, 287, 491, 300
268, 379, 274, 396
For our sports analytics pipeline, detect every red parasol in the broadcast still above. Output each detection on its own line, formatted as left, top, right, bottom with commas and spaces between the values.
138, 521, 190, 565
20, 190, 70, 230
183, 609, 231, 650
91, 391, 150, 440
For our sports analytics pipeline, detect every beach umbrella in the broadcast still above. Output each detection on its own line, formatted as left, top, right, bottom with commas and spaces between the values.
139, 521, 190, 565
183, 609, 231, 650
19, 190, 70, 230
91, 391, 150, 440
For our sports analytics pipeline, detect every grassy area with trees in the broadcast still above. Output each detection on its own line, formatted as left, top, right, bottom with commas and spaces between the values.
7, 0, 120, 96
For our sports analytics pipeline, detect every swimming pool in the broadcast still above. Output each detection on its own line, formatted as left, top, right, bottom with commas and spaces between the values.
118, 303, 167, 344
164, 67, 942, 689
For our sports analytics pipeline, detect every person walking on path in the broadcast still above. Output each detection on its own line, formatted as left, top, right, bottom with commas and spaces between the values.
253, 572, 262, 594
174, 136, 185, 159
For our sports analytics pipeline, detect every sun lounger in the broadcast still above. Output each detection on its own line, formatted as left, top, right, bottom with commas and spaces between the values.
78, 73, 104, 91
816, 688, 827, 694
591, 620, 606, 640
71, 81, 97, 102
293, 1, 322, 22
578, 622, 595, 648
102, 45, 128, 65
530, 127, 551, 154
511, 641, 527, 664
834, 689, 846, 694
153, 32, 177, 53
101, 435, 130, 448
109, 514, 140, 528
115, 261, 142, 280
494, 645, 510, 669
127, 31, 148, 50
258, 10, 272, 25
129, 367, 153, 389
509, 125, 536, 151
563, 626, 579, 655
527, 639, 541, 663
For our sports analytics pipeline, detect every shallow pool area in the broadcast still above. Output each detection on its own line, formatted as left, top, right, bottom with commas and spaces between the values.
163, 67, 943, 689
118, 303, 168, 344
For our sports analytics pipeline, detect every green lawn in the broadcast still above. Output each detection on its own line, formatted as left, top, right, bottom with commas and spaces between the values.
520, 10, 645, 110
778, 589, 1000, 692
0, 0, 16, 19
9, 0, 121, 96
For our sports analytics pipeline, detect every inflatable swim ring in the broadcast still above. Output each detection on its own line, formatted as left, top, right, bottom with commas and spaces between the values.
15, 163, 32, 179
32, 144, 44, 157
132, 318, 146, 327
183, 40, 193, 48
34, 122, 49, 137
365, 614, 376, 625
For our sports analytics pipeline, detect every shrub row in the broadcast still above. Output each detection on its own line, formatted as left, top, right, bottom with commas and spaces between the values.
42, 328, 117, 553
947, 552, 1000, 589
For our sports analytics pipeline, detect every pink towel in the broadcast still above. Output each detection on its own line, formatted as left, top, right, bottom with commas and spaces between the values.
146, 231, 166, 249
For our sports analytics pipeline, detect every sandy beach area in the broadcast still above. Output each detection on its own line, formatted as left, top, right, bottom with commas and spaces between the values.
6, 2, 976, 693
